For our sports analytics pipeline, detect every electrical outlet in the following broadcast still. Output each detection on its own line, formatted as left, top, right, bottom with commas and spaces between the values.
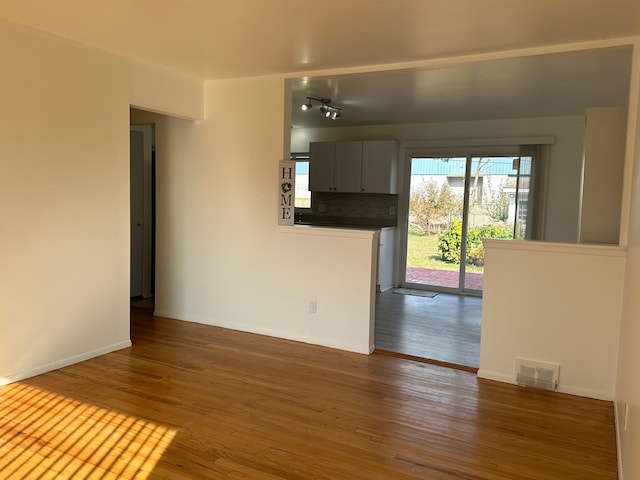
309, 300, 317, 314
389, 206, 396, 215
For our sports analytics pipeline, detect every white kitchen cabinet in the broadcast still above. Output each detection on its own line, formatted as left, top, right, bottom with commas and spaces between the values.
335, 141, 363, 192
309, 142, 336, 192
309, 140, 398, 193
362, 141, 398, 194
377, 227, 395, 292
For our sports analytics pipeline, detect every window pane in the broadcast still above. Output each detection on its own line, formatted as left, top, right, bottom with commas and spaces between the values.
295, 161, 311, 208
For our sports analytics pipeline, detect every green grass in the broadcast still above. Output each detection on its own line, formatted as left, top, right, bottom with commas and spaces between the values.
406, 232, 484, 273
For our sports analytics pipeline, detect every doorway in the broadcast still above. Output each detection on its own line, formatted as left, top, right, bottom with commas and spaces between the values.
375, 291, 482, 369
403, 155, 532, 294
130, 124, 156, 308
374, 152, 534, 369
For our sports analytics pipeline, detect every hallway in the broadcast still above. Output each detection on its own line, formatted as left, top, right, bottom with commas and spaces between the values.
374, 290, 482, 369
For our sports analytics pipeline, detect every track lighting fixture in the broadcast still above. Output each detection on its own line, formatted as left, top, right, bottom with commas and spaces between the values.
300, 97, 343, 120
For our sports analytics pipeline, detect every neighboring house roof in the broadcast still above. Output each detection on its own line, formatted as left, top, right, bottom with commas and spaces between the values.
411, 157, 531, 175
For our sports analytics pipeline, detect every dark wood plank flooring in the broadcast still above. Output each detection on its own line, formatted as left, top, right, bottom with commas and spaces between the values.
0, 307, 617, 479
375, 290, 481, 369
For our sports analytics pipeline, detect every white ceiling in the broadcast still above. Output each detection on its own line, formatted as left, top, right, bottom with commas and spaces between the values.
1, 0, 639, 80
290, 46, 633, 127
1, 1, 638, 127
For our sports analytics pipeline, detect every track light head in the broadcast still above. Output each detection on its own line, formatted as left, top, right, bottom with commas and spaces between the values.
301, 98, 313, 111
300, 97, 343, 121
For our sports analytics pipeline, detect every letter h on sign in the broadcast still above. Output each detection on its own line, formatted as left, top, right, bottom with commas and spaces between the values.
278, 161, 295, 225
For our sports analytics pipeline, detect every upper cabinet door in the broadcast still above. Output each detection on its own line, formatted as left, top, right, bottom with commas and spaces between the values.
309, 140, 398, 193
361, 140, 398, 193
309, 142, 337, 192
335, 141, 363, 192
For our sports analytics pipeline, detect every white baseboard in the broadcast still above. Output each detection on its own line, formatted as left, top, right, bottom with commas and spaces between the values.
1, 340, 132, 386
477, 369, 613, 400
557, 385, 613, 401
614, 400, 624, 480
154, 309, 372, 355
477, 369, 514, 384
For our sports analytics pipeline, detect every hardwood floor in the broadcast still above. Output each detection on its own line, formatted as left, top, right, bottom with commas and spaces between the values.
375, 290, 482, 369
0, 308, 617, 479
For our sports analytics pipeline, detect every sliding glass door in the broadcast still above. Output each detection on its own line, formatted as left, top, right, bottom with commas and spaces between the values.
404, 155, 532, 294
405, 157, 466, 289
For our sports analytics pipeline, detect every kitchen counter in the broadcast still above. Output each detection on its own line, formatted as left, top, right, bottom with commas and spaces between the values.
294, 222, 387, 230
280, 223, 382, 239
294, 219, 396, 230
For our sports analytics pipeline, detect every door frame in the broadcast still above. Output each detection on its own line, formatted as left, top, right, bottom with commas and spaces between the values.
398, 145, 525, 296
130, 124, 155, 299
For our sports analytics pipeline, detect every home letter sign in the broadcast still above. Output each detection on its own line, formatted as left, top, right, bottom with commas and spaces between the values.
278, 160, 295, 225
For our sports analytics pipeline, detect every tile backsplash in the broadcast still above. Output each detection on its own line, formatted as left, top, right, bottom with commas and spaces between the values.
310, 192, 398, 226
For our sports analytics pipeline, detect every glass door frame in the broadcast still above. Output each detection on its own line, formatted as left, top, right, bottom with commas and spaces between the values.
399, 154, 479, 295
399, 146, 524, 296
458, 156, 474, 293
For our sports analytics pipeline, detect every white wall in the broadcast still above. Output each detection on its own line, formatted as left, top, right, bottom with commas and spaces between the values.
616, 43, 640, 480
0, 19, 203, 383
147, 76, 378, 354
580, 107, 628, 244
480, 239, 625, 400
3, 21, 639, 477
292, 116, 585, 243
128, 59, 204, 121
617, 246, 640, 480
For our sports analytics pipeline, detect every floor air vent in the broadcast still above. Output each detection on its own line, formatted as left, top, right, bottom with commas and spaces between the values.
515, 359, 560, 392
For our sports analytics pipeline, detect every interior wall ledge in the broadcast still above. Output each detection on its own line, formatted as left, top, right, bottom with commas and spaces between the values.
278, 225, 380, 240
483, 238, 627, 258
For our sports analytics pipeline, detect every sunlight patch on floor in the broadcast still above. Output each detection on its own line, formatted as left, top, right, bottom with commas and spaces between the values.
0, 382, 176, 479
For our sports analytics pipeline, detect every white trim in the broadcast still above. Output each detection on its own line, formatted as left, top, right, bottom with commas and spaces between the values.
557, 385, 613, 401
478, 369, 613, 400
0, 340, 132, 386
619, 40, 640, 248
401, 136, 555, 149
483, 238, 627, 258
278, 225, 381, 240
615, 401, 624, 480
284, 37, 640, 81
153, 310, 372, 355
477, 369, 513, 385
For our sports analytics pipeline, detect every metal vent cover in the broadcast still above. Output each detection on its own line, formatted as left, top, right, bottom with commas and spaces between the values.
515, 358, 560, 392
